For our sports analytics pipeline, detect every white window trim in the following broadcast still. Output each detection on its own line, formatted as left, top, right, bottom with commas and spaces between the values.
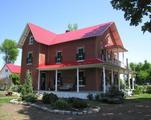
29, 36, 34, 45
27, 51, 33, 65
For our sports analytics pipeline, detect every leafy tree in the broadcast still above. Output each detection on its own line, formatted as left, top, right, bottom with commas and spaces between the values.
111, 0, 151, 33
9, 73, 20, 85
130, 60, 151, 85
0, 39, 19, 64
67, 24, 78, 31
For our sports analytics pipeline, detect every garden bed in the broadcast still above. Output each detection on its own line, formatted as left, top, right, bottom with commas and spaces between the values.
10, 99, 101, 115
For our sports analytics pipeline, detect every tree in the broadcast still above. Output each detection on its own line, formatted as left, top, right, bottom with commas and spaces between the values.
129, 60, 151, 85
0, 39, 19, 64
67, 24, 78, 31
111, 0, 151, 33
21, 70, 33, 96
9, 73, 20, 85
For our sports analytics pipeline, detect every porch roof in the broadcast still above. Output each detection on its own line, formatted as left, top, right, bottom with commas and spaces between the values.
37, 58, 103, 70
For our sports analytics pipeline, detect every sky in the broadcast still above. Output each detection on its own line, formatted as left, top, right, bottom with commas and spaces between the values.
0, 0, 150, 68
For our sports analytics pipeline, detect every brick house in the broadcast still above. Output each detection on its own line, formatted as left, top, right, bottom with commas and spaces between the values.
18, 22, 128, 98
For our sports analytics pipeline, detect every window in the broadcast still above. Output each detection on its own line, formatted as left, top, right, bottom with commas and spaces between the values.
29, 36, 34, 45
57, 72, 62, 85
5, 69, 8, 72
26, 52, 33, 64
55, 51, 62, 63
79, 71, 86, 86
76, 47, 85, 61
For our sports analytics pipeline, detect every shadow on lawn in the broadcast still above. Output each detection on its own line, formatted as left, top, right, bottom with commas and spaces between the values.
17, 104, 74, 120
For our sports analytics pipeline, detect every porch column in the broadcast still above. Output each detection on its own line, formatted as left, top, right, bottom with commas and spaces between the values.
117, 48, 119, 60
122, 52, 124, 64
76, 68, 79, 92
55, 70, 58, 92
103, 66, 106, 93
111, 69, 114, 85
118, 71, 120, 91
132, 78, 135, 90
38, 70, 40, 91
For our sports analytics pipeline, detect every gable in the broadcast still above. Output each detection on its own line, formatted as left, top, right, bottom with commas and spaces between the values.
0, 65, 11, 79
18, 22, 113, 48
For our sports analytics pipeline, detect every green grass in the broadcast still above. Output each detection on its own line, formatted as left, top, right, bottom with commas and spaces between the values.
0, 91, 17, 105
126, 93, 151, 102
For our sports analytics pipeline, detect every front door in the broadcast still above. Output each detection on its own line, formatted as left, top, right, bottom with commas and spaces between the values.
40, 72, 46, 90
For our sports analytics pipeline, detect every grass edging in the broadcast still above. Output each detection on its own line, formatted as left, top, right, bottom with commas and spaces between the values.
10, 99, 101, 115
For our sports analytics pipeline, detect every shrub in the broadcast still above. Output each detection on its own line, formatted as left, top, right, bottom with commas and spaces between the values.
21, 70, 34, 96
67, 97, 88, 109
54, 99, 70, 109
42, 93, 58, 104
95, 94, 100, 101
133, 85, 144, 94
11, 85, 22, 93
22, 93, 37, 103
20, 70, 37, 103
146, 85, 151, 94
9, 73, 20, 85
101, 86, 125, 104
87, 94, 93, 100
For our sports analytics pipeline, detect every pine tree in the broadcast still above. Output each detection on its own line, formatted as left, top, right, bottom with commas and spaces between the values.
21, 70, 33, 96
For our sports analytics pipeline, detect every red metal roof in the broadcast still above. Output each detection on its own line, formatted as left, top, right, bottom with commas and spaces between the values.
37, 58, 103, 70
28, 23, 56, 45
6, 64, 21, 74
28, 22, 114, 46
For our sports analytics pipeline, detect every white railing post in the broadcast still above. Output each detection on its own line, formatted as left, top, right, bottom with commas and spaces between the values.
38, 70, 40, 91
118, 71, 120, 91
111, 69, 114, 85
77, 68, 79, 92
55, 70, 58, 92
103, 66, 106, 93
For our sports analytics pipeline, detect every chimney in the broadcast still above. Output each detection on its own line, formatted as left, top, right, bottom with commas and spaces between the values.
65, 30, 70, 33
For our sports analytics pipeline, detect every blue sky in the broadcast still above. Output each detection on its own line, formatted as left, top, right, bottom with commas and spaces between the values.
0, 0, 150, 68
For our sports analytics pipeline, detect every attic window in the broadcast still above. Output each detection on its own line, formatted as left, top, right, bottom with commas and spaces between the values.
29, 36, 34, 45
5, 69, 8, 72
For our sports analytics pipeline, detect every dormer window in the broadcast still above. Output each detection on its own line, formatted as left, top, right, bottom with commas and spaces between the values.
55, 51, 62, 63
76, 47, 85, 61
29, 36, 34, 45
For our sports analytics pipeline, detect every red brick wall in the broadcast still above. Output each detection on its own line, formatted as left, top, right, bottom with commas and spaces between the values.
46, 37, 97, 64
21, 32, 106, 90
42, 68, 102, 91
20, 32, 48, 90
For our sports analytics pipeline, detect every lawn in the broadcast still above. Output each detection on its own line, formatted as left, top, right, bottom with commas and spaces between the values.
0, 91, 17, 105
126, 93, 151, 102
0, 92, 151, 120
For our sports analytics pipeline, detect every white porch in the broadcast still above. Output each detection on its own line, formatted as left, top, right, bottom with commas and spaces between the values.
36, 62, 128, 99
37, 91, 102, 99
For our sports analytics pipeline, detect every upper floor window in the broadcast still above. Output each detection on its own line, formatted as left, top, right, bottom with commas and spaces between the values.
29, 36, 34, 45
26, 52, 33, 64
55, 51, 62, 63
5, 69, 8, 72
76, 47, 85, 61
